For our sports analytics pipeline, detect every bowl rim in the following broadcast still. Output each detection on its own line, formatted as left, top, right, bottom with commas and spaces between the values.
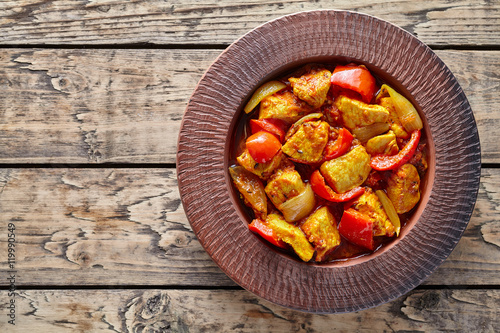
177, 9, 481, 313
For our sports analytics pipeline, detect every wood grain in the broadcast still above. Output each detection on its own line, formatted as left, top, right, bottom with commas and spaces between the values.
0, 0, 499, 46
1, 289, 498, 332
0, 168, 235, 287
436, 50, 500, 164
0, 49, 498, 163
0, 168, 497, 287
0, 48, 217, 164
0, 0, 496, 324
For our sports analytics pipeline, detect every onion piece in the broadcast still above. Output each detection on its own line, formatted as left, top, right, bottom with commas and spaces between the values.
378, 84, 423, 132
244, 80, 287, 113
279, 184, 316, 222
352, 122, 390, 142
375, 190, 401, 237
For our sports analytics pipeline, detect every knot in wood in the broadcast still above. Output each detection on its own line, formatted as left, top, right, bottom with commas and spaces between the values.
50, 73, 87, 94
417, 291, 441, 310
145, 295, 161, 316
139, 292, 170, 320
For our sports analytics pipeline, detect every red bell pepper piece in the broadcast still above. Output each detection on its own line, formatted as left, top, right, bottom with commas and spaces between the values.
370, 129, 421, 171
323, 128, 353, 161
249, 219, 288, 249
249, 118, 287, 143
338, 208, 374, 250
246, 131, 282, 163
310, 170, 365, 202
330, 65, 377, 103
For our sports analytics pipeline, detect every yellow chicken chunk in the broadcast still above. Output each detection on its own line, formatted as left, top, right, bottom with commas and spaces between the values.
334, 95, 390, 130
320, 145, 371, 193
352, 188, 395, 237
236, 149, 284, 179
366, 131, 399, 156
282, 120, 329, 164
289, 68, 332, 108
387, 164, 421, 214
264, 213, 314, 262
259, 90, 314, 124
265, 168, 306, 209
301, 207, 341, 262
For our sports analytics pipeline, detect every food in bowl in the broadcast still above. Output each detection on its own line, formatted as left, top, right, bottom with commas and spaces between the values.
229, 63, 428, 263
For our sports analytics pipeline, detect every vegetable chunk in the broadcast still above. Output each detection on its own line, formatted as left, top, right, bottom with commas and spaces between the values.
246, 131, 282, 163
338, 209, 374, 250
351, 188, 395, 237
289, 68, 332, 108
334, 95, 389, 130
259, 90, 314, 124
320, 145, 371, 193
264, 214, 314, 262
282, 120, 329, 164
330, 65, 377, 103
386, 163, 421, 214
301, 207, 341, 262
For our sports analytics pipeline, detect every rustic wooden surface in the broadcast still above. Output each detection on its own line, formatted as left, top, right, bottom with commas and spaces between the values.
0, 49, 499, 164
0, 289, 498, 332
1, 0, 499, 331
0, 0, 498, 47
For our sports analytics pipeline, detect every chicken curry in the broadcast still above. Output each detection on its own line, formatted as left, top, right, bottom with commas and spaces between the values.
230, 63, 428, 263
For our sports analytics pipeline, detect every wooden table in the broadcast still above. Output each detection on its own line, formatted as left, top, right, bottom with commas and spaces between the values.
1, 1, 499, 331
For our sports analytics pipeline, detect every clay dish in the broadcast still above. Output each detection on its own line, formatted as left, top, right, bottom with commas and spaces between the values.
177, 10, 481, 313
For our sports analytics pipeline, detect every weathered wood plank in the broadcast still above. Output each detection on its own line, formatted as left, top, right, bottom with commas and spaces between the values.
0, 48, 217, 164
0, 168, 498, 286
1, 49, 499, 163
0, 0, 499, 46
435, 50, 500, 164
0, 168, 235, 287
1, 289, 498, 331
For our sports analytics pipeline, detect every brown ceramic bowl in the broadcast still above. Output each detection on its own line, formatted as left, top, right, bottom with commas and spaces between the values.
177, 10, 481, 313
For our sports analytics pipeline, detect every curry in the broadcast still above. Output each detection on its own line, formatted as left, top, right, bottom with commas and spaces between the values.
230, 63, 427, 263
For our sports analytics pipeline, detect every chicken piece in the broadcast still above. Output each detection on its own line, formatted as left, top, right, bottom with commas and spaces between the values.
301, 206, 341, 262
366, 130, 399, 156
259, 90, 314, 124
351, 188, 395, 237
378, 97, 410, 139
265, 167, 306, 209
386, 163, 421, 214
229, 166, 267, 219
288, 68, 332, 108
334, 95, 390, 130
320, 145, 371, 193
236, 148, 284, 179
264, 213, 314, 262
281, 120, 329, 164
